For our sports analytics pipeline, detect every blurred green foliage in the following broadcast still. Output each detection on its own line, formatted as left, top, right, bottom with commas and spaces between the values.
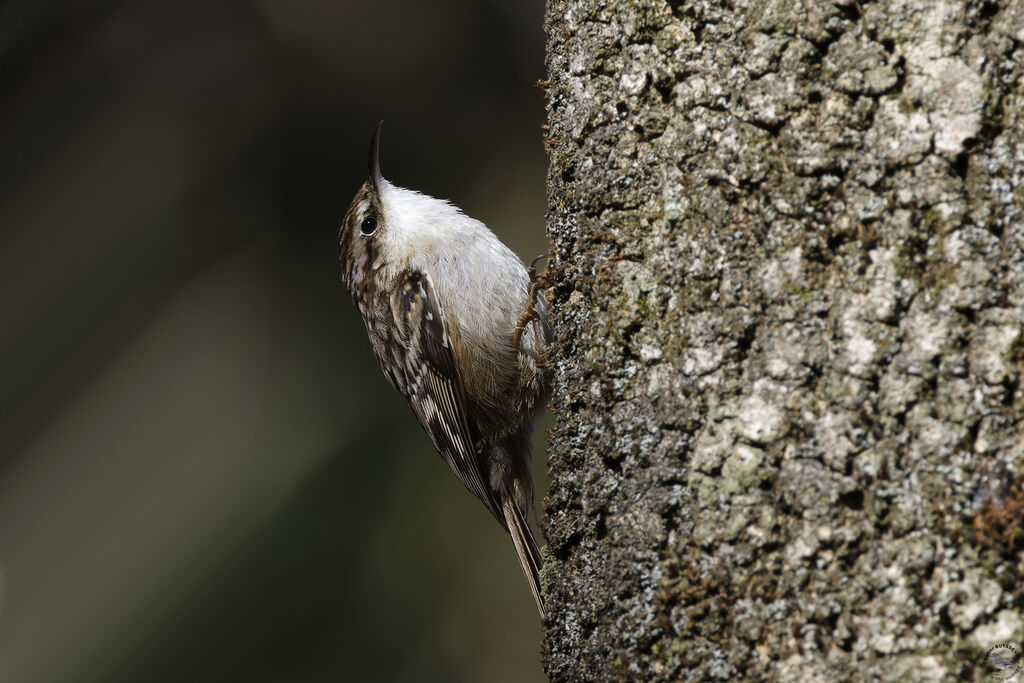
0, 1, 549, 681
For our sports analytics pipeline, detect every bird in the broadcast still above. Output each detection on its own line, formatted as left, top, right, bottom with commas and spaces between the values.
338, 122, 552, 616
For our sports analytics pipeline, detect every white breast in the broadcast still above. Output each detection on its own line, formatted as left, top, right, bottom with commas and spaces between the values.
378, 181, 531, 348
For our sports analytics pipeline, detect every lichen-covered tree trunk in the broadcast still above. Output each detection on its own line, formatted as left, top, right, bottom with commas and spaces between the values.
541, 0, 1024, 680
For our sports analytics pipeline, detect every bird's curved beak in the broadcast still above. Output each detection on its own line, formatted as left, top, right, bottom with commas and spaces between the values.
368, 120, 383, 194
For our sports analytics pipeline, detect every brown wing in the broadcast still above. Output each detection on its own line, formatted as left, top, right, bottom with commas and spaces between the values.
389, 269, 502, 523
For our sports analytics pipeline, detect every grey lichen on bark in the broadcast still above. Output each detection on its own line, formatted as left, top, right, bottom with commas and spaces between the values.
541, 0, 1024, 680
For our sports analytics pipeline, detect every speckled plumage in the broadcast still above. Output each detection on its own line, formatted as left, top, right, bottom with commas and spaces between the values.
338, 124, 551, 616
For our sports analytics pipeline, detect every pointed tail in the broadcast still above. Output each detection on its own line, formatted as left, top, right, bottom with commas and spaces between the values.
502, 496, 545, 618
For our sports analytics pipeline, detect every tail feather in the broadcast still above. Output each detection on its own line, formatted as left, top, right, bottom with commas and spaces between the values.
502, 497, 545, 617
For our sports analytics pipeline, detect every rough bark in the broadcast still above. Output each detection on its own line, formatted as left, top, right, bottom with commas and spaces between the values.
541, 0, 1024, 680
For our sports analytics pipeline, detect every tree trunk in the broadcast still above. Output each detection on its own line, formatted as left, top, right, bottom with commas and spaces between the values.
541, 0, 1024, 680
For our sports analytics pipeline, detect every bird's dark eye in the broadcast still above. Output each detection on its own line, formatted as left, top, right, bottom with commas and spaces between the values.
360, 215, 378, 235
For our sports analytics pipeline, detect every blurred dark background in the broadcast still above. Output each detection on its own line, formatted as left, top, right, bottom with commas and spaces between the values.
0, 1, 549, 681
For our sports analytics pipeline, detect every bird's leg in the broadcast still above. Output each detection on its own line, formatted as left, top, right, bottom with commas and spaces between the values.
513, 253, 548, 350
